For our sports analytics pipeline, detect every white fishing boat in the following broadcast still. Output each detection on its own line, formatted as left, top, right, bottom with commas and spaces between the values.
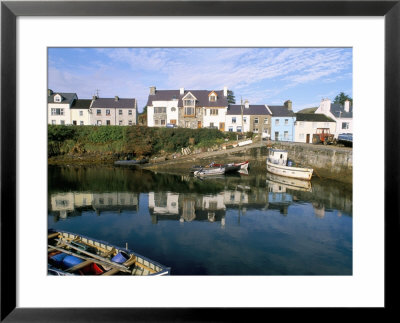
194, 167, 225, 177
266, 149, 313, 180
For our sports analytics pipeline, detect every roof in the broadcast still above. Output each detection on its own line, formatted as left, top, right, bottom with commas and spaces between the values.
297, 107, 318, 114
227, 105, 271, 116
330, 102, 353, 118
48, 92, 77, 104
91, 98, 136, 109
295, 113, 335, 122
268, 105, 296, 117
70, 99, 92, 109
147, 90, 228, 107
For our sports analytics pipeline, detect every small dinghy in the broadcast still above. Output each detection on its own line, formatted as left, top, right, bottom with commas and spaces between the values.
48, 230, 170, 276
193, 167, 225, 177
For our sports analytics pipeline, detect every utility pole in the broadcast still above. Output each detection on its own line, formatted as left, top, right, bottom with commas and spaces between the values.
240, 97, 244, 134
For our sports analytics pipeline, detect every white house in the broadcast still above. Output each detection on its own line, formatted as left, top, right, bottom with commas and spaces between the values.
70, 99, 92, 125
294, 113, 336, 143
146, 86, 229, 130
315, 98, 353, 138
48, 90, 77, 125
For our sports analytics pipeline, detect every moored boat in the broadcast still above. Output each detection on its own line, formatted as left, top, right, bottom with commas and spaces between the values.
234, 161, 249, 170
193, 167, 225, 177
114, 158, 148, 166
48, 229, 170, 276
266, 149, 313, 180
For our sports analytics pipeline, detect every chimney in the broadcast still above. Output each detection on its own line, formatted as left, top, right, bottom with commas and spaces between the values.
284, 100, 292, 111
320, 98, 331, 113
344, 100, 350, 112
114, 96, 119, 101
149, 86, 156, 95
48, 89, 53, 96
244, 99, 249, 109
223, 86, 228, 97
92, 95, 97, 100
180, 88, 184, 95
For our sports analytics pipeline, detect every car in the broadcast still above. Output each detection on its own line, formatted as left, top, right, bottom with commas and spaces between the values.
166, 123, 178, 128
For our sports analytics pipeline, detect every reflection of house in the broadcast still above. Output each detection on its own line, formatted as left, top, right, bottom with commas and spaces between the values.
148, 192, 179, 215
266, 181, 293, 215
312, 202, 326, 218
92, 192, 139, 212
49, 192, 139, 218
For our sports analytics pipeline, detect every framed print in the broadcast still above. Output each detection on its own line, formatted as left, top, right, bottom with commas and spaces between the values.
1, 0, 399, 321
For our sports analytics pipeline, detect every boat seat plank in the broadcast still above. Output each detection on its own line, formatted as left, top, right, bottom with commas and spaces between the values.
102, 267, 120, 276
65, 260, 93, 273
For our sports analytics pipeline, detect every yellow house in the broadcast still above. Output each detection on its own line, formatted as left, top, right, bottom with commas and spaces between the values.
70, 99, 92, 125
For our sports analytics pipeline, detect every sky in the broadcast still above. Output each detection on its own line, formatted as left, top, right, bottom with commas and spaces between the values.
48, 47, 352, 113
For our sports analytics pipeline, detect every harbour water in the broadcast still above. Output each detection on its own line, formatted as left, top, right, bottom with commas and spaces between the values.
48, 165, 352, 275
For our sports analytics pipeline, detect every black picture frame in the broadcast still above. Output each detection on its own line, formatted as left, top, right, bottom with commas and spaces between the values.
1, 1, 399, 321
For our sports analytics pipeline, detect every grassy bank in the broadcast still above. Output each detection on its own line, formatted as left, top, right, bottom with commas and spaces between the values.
48, 125, 243, 164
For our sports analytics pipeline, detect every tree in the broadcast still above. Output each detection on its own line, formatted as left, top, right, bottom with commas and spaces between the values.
138, 106, 148, 126
227, 90, 236, 104
333, 92, 352, 105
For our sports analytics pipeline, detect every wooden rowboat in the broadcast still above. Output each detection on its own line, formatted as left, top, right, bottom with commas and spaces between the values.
48, 229, 171, 276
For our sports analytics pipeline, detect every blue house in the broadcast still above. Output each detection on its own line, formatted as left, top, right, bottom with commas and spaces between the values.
269, 100, 296, 142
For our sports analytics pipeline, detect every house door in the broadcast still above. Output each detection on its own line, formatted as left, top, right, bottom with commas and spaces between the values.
306, 134, 310, 143
197, 121, 202, 128
275, 132, 279, 141
219, 122, 225, 131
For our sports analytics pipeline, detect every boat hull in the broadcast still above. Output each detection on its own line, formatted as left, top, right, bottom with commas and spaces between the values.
194, 168, 225, 177
266, 161, 313, 180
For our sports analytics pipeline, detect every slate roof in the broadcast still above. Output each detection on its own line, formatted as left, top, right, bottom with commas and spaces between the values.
91, 98, 136, 109
48, 92, 77, 104
295, 113, 335, 122
268, 105, 296, 117
146, 90, 228, 107
227, 105, 271, 115
330, 102, 353, 118
70, 99, 92, 109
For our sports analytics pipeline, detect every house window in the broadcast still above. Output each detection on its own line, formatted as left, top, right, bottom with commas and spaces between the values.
284, 131, 289, 139
119, 120, 123, 125
106, 109, 111, 116
128, 120, 132, 126
254, 118, 259, 124
210, 109, 218, 115
210, 122, 214, 128
232, 117, 236, 124
97, 120, 102, 125
60, 120, 65, 125
285, 119, 288, 125
73, 120, 77, 125
161, 120, 166, 125
119, 109, 123, 115
128, 110, 132, 115
106, 120, 111, 125
171, 107, 176, 112
155, 107, 166, 114
299, 133, 305, 139
209, 95, 216, 102
342, 122, 349, 129
275, 119, 279, 125
51, 120, 56, 125
79, 110, 83, 116
254, 128, 258, 132
185, 107, 195, 116
243, 117, 247, 123
96, 109, 101, 116
228, 127, 233, 132
54, 95, 61, 103
154, 119, 159, 125
184, 99, 195, 106
264, 118, 268, 124
51, 108, 64, 116
237, 126, 242, 132
80, 121, 84, 125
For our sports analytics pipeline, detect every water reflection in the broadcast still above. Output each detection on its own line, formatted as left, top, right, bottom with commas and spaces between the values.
48, 166, 352, 275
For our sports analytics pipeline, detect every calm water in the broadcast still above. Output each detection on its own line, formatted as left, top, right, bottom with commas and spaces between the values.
48, 165, 352, 275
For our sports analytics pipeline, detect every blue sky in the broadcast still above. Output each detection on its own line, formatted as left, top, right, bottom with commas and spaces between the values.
48, 47, 352, 113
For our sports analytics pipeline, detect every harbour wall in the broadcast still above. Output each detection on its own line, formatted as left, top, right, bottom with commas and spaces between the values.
142, 141, 353, 184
